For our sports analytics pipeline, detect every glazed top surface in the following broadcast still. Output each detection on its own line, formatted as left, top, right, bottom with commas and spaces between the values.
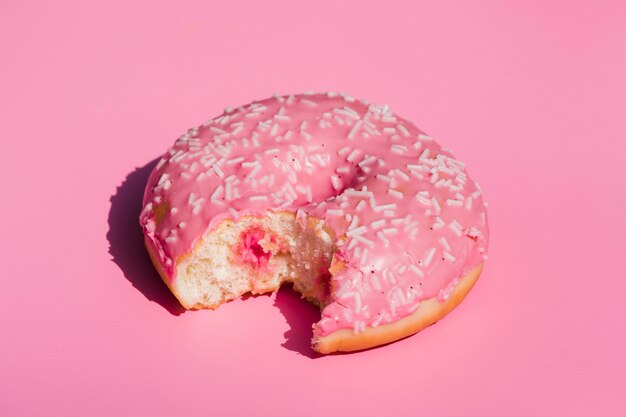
140, 92, 489, 336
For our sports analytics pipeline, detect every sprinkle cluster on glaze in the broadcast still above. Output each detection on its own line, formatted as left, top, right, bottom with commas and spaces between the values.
140, 92, 489, 337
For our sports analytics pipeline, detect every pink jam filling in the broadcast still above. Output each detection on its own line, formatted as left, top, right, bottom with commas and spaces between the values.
236, 227, 271, 271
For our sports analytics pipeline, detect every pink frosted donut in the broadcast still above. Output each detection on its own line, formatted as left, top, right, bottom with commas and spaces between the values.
140, 92, 489, 353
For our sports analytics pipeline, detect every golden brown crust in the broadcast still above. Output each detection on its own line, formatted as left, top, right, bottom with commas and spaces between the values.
312, 263, 483, 354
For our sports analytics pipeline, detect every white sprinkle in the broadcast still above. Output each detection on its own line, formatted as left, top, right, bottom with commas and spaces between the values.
422, 247, 436, 267
443, 251, 456, 262
242, 160, 260, 169
382, 228, 398, 235
351, 234, 374, 248
345, 189, 374, 198
369, 273, 383, 292
418, 133, 432, 141
376, 174, 391, 183
390, 144, 407, 154
178, 222, 186, 229
248, 164, 262, 179
419, 149, 431, 161
404, 220, 419, 233
347, 120, 363, 140
326, 209, 344, 216
210, 185, 224, 203
331, 175, 342, 191
231, 125, 244, 136
410, 169, 424, 180
226, 156, 244, 165
360, 247, 369, 265
465, 197, 473, 210
251, 133, 260, 147
383, 269, 397, 286
212, 164, 224, 177
358, 155, 377, 167
383, 127, 396, 134
264, 148, 279, 155
471, 190, 482, 199
417, 194, 431, 206
433, 216, 445, 229
301, 99, 317, 107
346, 149, 361, 163
409, 264, 425, 278
372, 203, 397, 212
165, 236, 177, 243
333, 107, 360, 120
249, 195, 268, 202
301, 130, 312, 140
319, 119, 330, 128
336, 166, 351, 174
224, 182, 233, 201
270, 123, 280, 136
439, 237, 451, 252
432, 197, 441, 213
371, 219, 386, 229
338, 146, 351, 156
192, 204, 202, 214
434, 179, 447, 188
397, 124, 410, 137
209, 126, 228, 135
348, 215, 360, 230
446, 199, 463, 206
376, 231, 389, 246
392, 169, 410, 181
355, 200, 367, 211
346, 226, 367, 237
388, 189, 404, 199
449, 220, 463, 236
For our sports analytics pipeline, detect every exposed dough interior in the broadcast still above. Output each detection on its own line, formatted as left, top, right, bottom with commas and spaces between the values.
173, 211, 338, 310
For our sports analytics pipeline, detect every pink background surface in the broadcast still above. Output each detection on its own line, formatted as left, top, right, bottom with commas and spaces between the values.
2, 1, 625, 416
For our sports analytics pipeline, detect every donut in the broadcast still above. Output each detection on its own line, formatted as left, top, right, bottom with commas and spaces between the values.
140, 92, 489, 353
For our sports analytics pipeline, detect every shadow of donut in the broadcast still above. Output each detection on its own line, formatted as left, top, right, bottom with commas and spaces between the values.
106, 158, 185, 315
274, 284, 322, 358
107, 159, 335, 354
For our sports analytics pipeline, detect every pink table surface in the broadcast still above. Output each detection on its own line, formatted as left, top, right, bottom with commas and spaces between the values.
2, 1, 625, 416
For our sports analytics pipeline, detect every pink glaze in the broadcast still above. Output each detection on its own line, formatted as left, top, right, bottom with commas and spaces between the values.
140, 93, 489, 337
